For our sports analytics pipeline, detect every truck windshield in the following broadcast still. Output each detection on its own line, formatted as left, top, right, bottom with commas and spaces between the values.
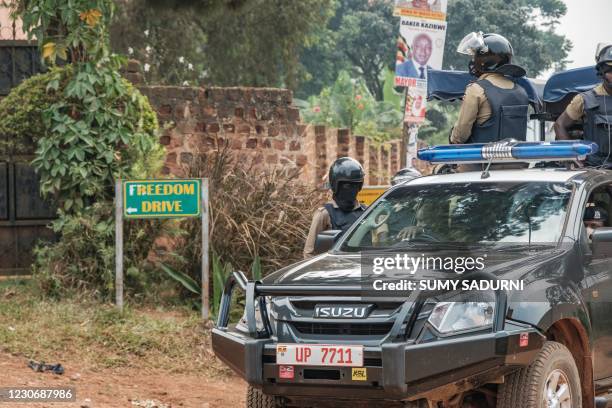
340, 182, 573, 251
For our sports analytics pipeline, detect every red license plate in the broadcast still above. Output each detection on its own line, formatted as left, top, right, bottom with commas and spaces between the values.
276, 344, 364, 367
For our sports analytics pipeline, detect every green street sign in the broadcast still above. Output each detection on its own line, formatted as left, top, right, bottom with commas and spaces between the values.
123, 179, 201, 218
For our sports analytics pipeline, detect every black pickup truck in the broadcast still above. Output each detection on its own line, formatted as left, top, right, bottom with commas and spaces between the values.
213, 167, 612, 408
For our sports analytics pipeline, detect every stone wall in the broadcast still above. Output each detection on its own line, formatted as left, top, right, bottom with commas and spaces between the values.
139, 84, 405, 188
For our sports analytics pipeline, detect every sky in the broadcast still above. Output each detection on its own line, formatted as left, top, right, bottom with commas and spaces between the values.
555, 0, 612, 70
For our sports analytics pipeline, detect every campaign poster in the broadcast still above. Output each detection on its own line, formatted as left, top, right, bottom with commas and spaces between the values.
403, 79, 428, 124
394, 0, 448, 21
394, 17, 447, 86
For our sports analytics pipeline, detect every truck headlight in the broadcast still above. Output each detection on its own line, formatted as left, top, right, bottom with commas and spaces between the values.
428, 293, 495, 334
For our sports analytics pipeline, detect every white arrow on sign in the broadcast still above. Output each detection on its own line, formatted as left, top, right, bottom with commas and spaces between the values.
126, 207, 138, 214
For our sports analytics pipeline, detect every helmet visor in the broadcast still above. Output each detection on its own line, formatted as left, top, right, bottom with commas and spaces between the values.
457, 32, 488, 56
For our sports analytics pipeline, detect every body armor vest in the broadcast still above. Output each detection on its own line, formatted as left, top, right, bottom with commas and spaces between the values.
582, 89, 612, 166
323, 203, 366, 233
467, 79, 529, 144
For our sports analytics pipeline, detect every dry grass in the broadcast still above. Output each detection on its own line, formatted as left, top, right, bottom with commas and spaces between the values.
176, 145, 326, 275
0, 278, 230, 375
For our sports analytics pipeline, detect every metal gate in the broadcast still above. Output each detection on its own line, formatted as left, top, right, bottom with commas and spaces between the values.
0, 160, 56, 276
0, 19, 54, 276
0, 40, 43, 96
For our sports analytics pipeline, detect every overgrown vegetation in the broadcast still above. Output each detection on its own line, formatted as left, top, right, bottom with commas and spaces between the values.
111, 0, 335, 89
298, 71, 403, 143
10, 0, 163, 213
0, 279, 227, 373
0, 66, 163, 210
0, 69, 64, 156
194, 147, 323, 272
0, 0, 168, 300
33, 202, 172, 300
158, 147, 324, 306
32, 65, 163, 211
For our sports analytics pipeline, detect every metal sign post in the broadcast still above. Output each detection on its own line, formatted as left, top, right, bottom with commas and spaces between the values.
115, 181, 124, 310
201, 178, 209, 320
403, 87, 422, 167
115, 179, 209, 319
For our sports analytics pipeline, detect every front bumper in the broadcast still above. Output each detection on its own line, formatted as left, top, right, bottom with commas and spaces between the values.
212, 322, 544, 401
212, 271, 545, 401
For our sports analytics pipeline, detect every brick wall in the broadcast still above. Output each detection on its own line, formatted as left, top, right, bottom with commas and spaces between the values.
138, 82, 405, 187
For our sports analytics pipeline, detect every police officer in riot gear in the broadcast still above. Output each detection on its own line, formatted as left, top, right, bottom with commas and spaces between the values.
450, 32, 530, 145
555, 44, 612, 167
303, 157, 366, 258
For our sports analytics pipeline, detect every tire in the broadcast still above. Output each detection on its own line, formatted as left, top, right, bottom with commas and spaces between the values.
497, 341, 582, 408
246, 385, 283, 408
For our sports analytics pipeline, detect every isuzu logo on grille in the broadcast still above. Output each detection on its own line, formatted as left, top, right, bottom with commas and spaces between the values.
314, 304, 374, 319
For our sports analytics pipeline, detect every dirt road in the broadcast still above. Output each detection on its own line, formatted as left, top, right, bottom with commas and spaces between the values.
0, 352, 246, 408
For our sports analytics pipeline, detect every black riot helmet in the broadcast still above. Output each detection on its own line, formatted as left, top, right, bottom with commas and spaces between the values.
595, 43, 612, 76
328, 157, 365, 194
457, 32, 514, 76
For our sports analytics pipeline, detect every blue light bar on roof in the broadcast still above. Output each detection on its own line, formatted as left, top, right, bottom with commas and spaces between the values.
417, 140, 599, 164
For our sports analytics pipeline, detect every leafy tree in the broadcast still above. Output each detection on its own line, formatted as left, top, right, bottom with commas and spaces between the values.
111, 0, 207, 85
337, 4, 398, 101
199, 0, 334, 90
110, 0, 335, 89
300, 71, 402, 143
444, 0, 571, 75
144, 0, 248, 9
297, 0, 398, 100
4, 0, 167, 298
293, 28, 343, 99
11, 0, 162, 211
298, 0, 570, 100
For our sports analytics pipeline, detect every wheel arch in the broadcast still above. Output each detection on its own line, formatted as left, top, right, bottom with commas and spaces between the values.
546, 318, 594, 408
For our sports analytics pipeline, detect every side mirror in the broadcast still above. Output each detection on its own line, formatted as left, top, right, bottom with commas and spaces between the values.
313, 230, 343, 255
592, 228, 612, 259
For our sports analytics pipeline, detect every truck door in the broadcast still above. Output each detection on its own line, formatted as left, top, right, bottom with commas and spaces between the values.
583, 184, 612, 380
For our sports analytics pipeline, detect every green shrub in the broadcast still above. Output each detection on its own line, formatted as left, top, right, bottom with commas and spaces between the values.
0, 68, 64, 156
0, 65, 162, 190
33, 202, 174, 300
298, 70, 403, 144
0, 64, 166, 300
1, 0, 171, 300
